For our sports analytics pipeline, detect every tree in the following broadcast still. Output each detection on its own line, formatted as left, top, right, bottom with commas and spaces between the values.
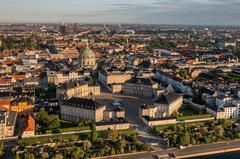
26, 153, 35, 159
15, 154, 20, 159
48, 117, 60, 130
140, 144, 151, 152
36, 108, 49, 132
116, 139, 127, 153
41, 152, 49, 159
36, 108, 60, 133
110, 148, 116, 155
146, 45, 154, 53
0, 141, 4, 157
78, 118, 91, 127
180, 132, 190, 146
71, 148, 85, 159
90, 123, 98, 142
215, 126, 224, 138
233, 48, 240, 58
107, 130, 119, 141
54, 154, 64, 159
82, 140, 92, 150
88, 76, 95, 85
179, 68, 188, 79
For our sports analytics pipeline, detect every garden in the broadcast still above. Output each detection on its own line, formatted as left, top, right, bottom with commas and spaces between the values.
14, 126, 151, 159
153, 118, 240, 148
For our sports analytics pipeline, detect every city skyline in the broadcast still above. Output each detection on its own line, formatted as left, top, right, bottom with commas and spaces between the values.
0, 0, 240, 25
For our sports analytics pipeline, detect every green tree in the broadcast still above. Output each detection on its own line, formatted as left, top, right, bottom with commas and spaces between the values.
41, 152, 49, 159
179, 68, 188, 79
82, 140, 92, 150
78, 118, 91, 127
88, 76, 95, 85
71, 147, 85, 159
233, 48, 240, 58
15, 154, 20, 159
36, 108, 49, 133
215, 126, 224, 138
90, 123, 98, 142
110, 148, 116, 155
107, 130, 119, 141
54, 154, 64, 159
116, 139, 127, 153
0, 141, 4, 157
48, 117, 60, 130
190, 137, 196, 145
36, 108, 60, 133
180, 132, 190, 146
26, 153, 35, 159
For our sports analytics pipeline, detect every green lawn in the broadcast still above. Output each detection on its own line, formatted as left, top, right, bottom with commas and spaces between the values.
47, 115, 90, 133
219, 73, 240, 81
177, 114, 213, 121
178, 104, 199, 116
19, 133, 89, 146
19, 129, 137, 146
176, 104, 212, 121
98, 129, 137, 138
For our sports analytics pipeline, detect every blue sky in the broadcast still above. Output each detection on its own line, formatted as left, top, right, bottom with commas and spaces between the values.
0, 0, 240, 25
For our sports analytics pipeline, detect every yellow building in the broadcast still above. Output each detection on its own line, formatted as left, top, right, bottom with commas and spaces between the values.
4, 98, 35, 115
47, 71, 81, 85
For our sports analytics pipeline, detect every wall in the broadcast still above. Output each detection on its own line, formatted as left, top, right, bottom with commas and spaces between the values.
96, 123, 130, 131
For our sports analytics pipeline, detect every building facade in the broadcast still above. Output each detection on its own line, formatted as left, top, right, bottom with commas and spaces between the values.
0, 110, 17, 140
47, 71, 81, 85
123, 77, 159, 97
56, 80, 100, 100
60, 97, 106, 122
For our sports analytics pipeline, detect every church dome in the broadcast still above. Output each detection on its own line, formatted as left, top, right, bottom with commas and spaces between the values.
81, 47, 95, 58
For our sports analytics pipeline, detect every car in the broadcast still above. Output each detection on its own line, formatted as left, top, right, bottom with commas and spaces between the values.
179, 145, 186, 149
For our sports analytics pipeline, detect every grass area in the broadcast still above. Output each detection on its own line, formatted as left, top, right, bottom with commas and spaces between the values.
154, 121, 205, 132
19, 129, 137, 146
47, 115, 90, 133
46, 115, 136, 135
178, 104, 199, 116
98, 129, 137, 138
177, 114, 213, 121
176, 104, 212, 121
219, 72, 240, 81
59, 120, 90, 132
19, 133, 89, 146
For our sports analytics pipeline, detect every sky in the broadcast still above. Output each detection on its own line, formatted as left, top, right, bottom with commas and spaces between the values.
0, 0, 240, 25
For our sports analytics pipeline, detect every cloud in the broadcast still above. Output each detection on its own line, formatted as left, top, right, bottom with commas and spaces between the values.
0, 0, 240, 25
0, 0, 13, 5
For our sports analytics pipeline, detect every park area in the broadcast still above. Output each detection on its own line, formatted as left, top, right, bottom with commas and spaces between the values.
218, 72, 240, 82
153, 118, 240, 148
14, 128, 150, 159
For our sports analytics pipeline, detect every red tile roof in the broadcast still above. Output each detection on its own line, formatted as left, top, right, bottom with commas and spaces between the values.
24, 115, 35, 132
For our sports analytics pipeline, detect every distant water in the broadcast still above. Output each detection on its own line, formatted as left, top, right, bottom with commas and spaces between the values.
192, 151, 240, 159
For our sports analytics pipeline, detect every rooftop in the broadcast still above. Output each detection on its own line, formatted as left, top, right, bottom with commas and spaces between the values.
62, 97, 104, 110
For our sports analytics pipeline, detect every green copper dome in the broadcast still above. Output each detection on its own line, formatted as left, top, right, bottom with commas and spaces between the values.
81, 47, 95, 58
